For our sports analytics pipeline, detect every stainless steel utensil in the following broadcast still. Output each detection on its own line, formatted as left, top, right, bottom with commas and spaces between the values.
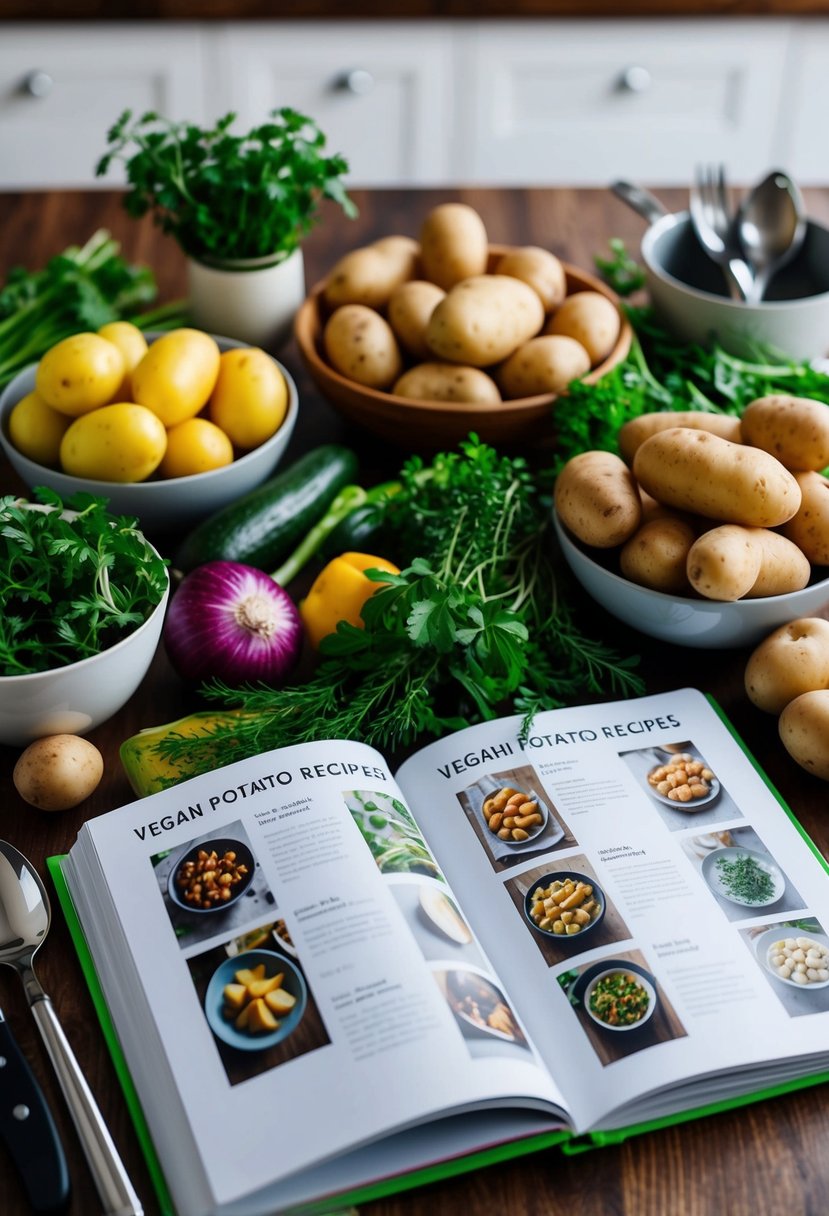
689, 164, 754, 301
0, 841, 143, 1216
738, 170, 807, 303
610, 180, 668, 225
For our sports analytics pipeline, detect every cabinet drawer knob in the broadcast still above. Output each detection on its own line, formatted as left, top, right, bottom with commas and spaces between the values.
20, 70, 54, 98
334, 69, 375, 97
617, 65, 652, 94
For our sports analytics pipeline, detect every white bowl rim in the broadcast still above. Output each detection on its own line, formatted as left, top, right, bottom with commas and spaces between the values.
641, 211, 829, 313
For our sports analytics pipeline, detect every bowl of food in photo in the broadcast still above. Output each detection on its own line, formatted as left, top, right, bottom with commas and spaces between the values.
584, 965, 657, 1032
644, 751, 721, 810
441, 966, 526, 1044
0, 329, 298, 533
756, 927, 829, 989
205, 948, 307, 1052
480, 783, 550, 849
168, 838, 256, 915
524, 871, 606, 943
701, 847, 785, 908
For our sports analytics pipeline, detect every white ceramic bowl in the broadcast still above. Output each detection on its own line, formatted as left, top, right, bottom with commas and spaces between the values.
554, 512, 829, 650
641, 212, 829, 361
584, 966, 657, 1033
0, 334, 299, 534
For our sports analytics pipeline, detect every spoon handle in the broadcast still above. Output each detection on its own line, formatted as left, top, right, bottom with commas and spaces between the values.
30, 995, 144, 1216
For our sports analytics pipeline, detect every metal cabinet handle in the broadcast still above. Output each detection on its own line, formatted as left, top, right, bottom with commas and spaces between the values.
334, 69, 375, 96
20, 70, 53, 98
617, 65, 652, 94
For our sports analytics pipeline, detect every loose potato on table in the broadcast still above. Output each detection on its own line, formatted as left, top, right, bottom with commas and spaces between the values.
782, 471, 829, 565
620, 516, 697, 595
554, 450, 642, 548
393, 363, 501, 405
618, 410, 742, 464
746, 618, 829, 714
779, 689, 829, 781
494, 246, 567, 312
426, 275, 545, 367
496, 335, 591, 398
545, 290, 621, 366
419, 202, 489, 290
740, 395, 829, 471
387, 280, 446, 360
323, 304, 403, 389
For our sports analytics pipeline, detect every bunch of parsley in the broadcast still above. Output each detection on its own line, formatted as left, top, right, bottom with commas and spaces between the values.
0, 490, 168, 676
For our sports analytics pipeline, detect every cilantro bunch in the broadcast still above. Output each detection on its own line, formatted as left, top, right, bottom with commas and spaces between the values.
0, 490, 169, 677
97, 108, 357, 262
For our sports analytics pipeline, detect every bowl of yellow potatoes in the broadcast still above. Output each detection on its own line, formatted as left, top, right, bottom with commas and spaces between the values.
0, 324, 298, 532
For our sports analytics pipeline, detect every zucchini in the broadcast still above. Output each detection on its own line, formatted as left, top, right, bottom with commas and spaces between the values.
174, 445, 359, 574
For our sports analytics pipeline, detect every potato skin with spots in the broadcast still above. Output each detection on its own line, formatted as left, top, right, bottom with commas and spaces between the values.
426, 275, 545, 367
419, 203, 489, 290
323, 304, 403, 389
779, 690, 829, 781
740, 395, 829, 471
782, 471, 829, 564
494, 245, 567, 312
13, 734, 104, 811
496, 335, 590, 397
393, 363, 501, 404
618, 410, 742, 464
686, 525, 810, 601
554, 450, 642, 548
620, 516, 697, 594
387, 280, 446, 360
544, 290, 621, 365
745, 618, 829, 714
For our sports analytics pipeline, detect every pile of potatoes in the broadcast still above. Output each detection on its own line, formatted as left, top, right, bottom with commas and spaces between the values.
319, 202, 623, 406
554, 395, 829, 603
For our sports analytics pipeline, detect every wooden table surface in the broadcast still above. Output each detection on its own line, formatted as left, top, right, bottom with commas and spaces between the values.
1, 185, 829, 1216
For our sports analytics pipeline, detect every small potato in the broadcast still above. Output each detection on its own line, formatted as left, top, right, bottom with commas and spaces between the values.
131, 328, 221, 427
60, 403, 167, 483
779, 690, 829, 781
371, 235, 421, 277
633, 428, 801, 527
740, 395, 829, 471
743, 529, 811, 598
618, 411, 742, 464
13, 734, 104, 811
686, 526, 761, 601
324, 238, 418, 310
496, 335, 590, 398
426, 275, 545, 367
419, 203, 488, 290
393, 362, 501, 405
494, 246, 567, 312
554, 450, 642, 548
545, 291, 621, 366
323, 304, 403, 389
782, 471, 829, 564
387, 280, 446, 360
745, 618, 829, 714
8, 392, 70, 467
36, 333, 125, 417
620, 516, 697, 594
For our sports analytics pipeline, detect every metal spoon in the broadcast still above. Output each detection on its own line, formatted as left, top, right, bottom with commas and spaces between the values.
0, 840, 143, 1216
738, 170, 807, 304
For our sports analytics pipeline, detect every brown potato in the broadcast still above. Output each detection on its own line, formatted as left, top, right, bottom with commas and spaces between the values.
323, 245, 411, 310
554, 450, 642, 548
393, 363, 501, 405
544, 291, 621, 366
686, 526, 762, 601
744, 529, 811, 598
620, 516, 697, 594
426, 275, 545, 367
496, 335, 590, 398
371, 235, 421, 278
494, 246, 567, 312
781, 471, 829, 564
740, 394, 829, 471
387, 280, 446, 360
13, 734, 103, 811
779, 689, 829, 781
419, 203, 489, 290
618, 411, 742, 464
323, 304, 403, 389
745, 618, 829, 714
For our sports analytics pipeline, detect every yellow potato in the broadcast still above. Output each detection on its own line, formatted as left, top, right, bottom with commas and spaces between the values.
387, 280, 446, 360
371, 235, 420, 278
620, 516, 697, 594
686, 525, 761, 601
160, 418, 234, 478
744, 529, 811, 598
323, 304, 403, 389
496, 335, 591, 398
419, 203, 489, 290
35, 333, 125, 417
781, 471, 829, 564
208, 347, 288, 449
554, 450, 642, 548
97, 321, 149, 399
745, 618, 829, 714
494, 246, 567, 311
779, 690, 829, 781
618, 410, 742, 464
13, 734, 103, 811
633, 428, 801, 526
8, 391, 70, 467
545, 291, 621, 366
131, 329, 221, 427
393, 363, 501, 405
740, 394, 829, 471
426, 275, 544, 367
60, 403, 167, 483
323, 236, 419, 310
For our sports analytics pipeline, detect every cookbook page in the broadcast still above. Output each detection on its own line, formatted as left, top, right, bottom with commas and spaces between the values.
71, 738, 565, 1212
396, 688, 829, 1134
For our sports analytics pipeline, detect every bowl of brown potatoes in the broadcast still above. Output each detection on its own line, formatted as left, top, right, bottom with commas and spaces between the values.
294, 202, 631, 447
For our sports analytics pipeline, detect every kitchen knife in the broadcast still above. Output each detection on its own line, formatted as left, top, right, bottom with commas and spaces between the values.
0, 1007, 70, 1214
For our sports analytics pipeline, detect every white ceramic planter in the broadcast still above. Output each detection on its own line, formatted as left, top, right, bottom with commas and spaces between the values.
187, 247, 305, 350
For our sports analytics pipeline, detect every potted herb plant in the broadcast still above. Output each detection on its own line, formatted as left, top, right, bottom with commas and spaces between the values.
97, 108, 356, 348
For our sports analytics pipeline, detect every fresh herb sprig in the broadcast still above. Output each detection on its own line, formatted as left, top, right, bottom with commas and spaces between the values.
97, 108, 357, 262
0, 490, 168, 676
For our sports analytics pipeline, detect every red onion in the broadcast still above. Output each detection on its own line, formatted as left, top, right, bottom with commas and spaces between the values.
164, 561, 302, 685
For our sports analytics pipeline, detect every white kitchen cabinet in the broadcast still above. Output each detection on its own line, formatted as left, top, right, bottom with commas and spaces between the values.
776, 20, 829, 186
0, 25, 210, 189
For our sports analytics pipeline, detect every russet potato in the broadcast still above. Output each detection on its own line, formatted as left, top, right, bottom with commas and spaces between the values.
618, 410, 742, 464
323, 304, 403, 389
620, 516, 697, 595
426, 275, 545, 367
554, 450, 642, 549
746, 618, 829, 715
496, 334, 590, 397
740, 394, 829, 471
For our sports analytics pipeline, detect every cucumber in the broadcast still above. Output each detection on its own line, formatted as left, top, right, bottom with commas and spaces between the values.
174, 445, 359, 574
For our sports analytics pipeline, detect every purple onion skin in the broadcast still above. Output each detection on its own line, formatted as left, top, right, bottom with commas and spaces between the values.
164, 560, 303, 686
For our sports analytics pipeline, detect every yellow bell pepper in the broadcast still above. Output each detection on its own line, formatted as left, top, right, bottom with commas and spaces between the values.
300, 552, 400, 649
120, 710, 250, 796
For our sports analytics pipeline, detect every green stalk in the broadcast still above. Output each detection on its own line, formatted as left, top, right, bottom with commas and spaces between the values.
272, 480, 399, 586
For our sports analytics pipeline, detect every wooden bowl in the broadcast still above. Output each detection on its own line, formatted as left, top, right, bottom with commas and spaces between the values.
294, 246, 632, 448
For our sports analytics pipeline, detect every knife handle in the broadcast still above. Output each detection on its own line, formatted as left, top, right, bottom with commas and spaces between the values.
0, 1013, 71, 1214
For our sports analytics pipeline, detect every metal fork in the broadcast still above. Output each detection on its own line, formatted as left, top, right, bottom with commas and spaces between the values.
689, 164, 754, 301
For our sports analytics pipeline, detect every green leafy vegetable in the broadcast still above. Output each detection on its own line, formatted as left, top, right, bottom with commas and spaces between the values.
97, 108, 357, 262
0, 489, 168, 676
594, 237, 646, 297
714, 854, 776, 905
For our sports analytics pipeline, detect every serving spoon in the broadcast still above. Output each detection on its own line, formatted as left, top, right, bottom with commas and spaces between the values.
738, 170, 807, 303
0, 840, 143, 1216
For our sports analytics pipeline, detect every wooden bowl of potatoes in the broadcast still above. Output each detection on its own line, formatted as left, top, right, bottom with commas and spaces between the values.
294, 203, 632, 448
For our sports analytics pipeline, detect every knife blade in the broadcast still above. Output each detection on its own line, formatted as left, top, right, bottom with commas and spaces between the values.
0, 1006, 70, 1214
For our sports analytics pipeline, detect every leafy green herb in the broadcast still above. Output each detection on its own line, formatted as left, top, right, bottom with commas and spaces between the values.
0, 229, 183, 389
715, 854, 776, 905
594, 238, 646, 296
97, 108, 357, 262
0, 489, 168, 676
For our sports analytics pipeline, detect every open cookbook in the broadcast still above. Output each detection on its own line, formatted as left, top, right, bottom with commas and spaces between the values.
51, 688, 829, 1216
